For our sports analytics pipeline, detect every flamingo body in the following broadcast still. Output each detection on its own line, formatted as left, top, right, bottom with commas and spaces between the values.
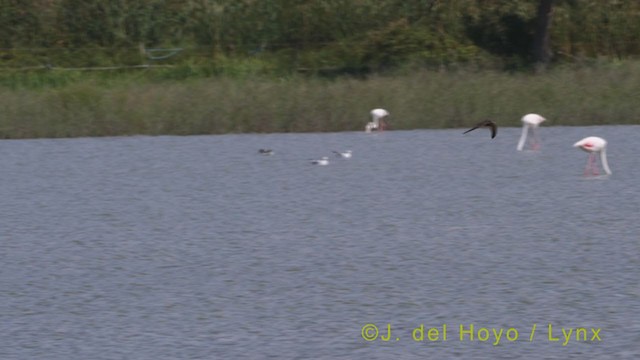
517, 113, 546, 151
573, 136, 611, 175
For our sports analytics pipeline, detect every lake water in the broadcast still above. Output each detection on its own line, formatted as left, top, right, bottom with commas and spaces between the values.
1, 126, 639, 359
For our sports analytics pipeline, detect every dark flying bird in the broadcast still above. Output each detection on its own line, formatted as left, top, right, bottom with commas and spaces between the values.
463, 120, 497, 139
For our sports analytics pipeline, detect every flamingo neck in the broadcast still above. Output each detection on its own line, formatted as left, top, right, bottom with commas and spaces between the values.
517, 124, 529, 151
600, 149, 612, 175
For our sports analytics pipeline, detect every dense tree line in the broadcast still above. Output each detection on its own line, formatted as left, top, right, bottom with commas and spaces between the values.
1, 0, 639, 73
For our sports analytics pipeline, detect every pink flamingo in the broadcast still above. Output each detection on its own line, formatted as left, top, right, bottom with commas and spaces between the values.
365, 108, 389, 132
573, 136, 612, 176
517, 113, 546, 151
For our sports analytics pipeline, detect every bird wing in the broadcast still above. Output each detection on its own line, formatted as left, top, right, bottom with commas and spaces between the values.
489, 122, 497, 138
463, 125, 480, 134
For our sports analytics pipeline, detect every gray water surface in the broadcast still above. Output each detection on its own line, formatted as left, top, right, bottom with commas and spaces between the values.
1, 126, 639, 359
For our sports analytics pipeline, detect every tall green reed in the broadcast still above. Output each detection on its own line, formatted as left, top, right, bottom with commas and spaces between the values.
1, 61, 639, 139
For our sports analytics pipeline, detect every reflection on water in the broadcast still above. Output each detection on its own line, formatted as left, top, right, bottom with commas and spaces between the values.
1, 126, 639, 359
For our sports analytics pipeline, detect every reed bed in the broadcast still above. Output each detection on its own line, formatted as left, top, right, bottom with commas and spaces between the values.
1, 62, 639, 139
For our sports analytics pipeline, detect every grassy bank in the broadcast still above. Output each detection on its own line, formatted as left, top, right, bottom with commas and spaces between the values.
1, 61, 639, 139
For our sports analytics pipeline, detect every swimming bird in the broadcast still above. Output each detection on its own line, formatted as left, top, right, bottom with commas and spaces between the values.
311, 157, 330, 166
333, 150, 352, 158
517, 113, 546, 151
573, 136, 611, 175
365, 108, 389, 132
258, 149, 274, 155
463, 120, 497, 139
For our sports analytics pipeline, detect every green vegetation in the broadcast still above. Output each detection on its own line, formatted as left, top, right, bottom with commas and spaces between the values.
0, 1, 639, 138
2, 60, 639, 139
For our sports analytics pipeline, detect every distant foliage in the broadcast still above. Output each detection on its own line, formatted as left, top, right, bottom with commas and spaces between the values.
1, 0, 639, 74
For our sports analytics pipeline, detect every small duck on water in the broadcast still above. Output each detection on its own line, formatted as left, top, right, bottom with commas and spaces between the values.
311, 157, 330, 165
258, 149, 274, 155
333, 150, 352, 158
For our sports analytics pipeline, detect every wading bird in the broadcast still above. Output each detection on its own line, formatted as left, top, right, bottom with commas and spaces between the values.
365, 108, 389, 132
517, 113, 546, 151
573, 136, 611, 176
463, 120, 497, 139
